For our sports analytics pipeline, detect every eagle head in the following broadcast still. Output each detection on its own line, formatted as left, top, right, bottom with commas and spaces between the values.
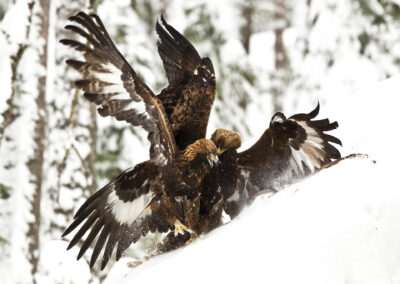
270, 112, 300, 140
211, 128, 242, 155
270, 112, 286, 125
181, 139, 219, 167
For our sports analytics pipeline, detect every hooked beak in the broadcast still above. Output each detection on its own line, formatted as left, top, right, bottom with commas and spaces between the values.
207, 154, 219, 167
217, 147, 224, 155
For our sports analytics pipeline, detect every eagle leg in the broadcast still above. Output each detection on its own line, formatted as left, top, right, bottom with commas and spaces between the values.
186, 231, 199, 244
174, 219, 189, 236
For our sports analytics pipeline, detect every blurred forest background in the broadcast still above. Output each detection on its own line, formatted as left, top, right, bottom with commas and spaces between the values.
1, 0, 400, 283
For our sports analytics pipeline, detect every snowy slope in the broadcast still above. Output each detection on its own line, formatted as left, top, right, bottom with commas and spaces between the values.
104, 76, 400, 284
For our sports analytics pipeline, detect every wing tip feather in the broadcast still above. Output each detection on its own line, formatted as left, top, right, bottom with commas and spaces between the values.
308, 102, 320, 119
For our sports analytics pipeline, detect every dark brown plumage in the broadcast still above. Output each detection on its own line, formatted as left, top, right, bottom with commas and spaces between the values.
198, 103, 342, 231
63, 140, 218, 270
156, 15, 216, 150
60, 12, 218, 270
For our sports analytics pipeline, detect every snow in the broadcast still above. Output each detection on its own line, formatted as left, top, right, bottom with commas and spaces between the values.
36, 240, 91, 284
105, 76, 400, 284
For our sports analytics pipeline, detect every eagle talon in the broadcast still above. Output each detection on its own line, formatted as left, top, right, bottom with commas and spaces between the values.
174, 220, 188, 236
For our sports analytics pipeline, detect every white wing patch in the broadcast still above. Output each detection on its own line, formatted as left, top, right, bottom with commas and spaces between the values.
289, 120, 325, 173
107, 190, 154, 225
297, 121, 323, 147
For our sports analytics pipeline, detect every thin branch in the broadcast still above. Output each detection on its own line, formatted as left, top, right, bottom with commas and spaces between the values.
56, 147, 70, 202
71, 142, 92, 188
56, 88, 80, 202
316, 153, 373, 173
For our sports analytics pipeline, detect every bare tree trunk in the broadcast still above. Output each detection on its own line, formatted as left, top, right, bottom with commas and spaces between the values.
27, 0, 49, 281
0, 1, 35, 150
274, 29, 286, 70
240, 1, 254, 54
88, 104, 97, 195
86, 0, 100, 197
303, 0, 313, 56
271, 0, 288, 112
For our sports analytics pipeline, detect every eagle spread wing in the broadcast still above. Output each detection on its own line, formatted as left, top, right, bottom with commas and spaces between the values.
238, 103, 341, 187
62, 161, 165, 270
205, 103, 341, 221
61, 12, 220, 270
156, 15, 216, 149
60, 12, 177, 166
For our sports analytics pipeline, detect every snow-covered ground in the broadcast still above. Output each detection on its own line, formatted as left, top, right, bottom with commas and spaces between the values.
104, 76, 400, 284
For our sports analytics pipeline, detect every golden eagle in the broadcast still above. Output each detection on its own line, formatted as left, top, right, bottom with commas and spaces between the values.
61, 12, 218, 270
198, 103, 341, 233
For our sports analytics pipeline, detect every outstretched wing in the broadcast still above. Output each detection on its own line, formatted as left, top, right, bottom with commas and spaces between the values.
61, 12, 177, 165
62, 161, 173, 270
156, 15, 216, 149
238, 103, 341, 191
213, 103, 341, 219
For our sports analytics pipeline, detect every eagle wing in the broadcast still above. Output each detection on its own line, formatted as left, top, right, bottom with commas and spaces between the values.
238, 103, 341, 189
156, 16, 216, 149
62, 161, 176, 270
219, 103, 341, 218
61, 12, 177, 166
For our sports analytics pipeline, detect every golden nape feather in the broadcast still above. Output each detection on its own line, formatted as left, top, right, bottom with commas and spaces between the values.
180, 139, 218, 162
211, 128, 242, 154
